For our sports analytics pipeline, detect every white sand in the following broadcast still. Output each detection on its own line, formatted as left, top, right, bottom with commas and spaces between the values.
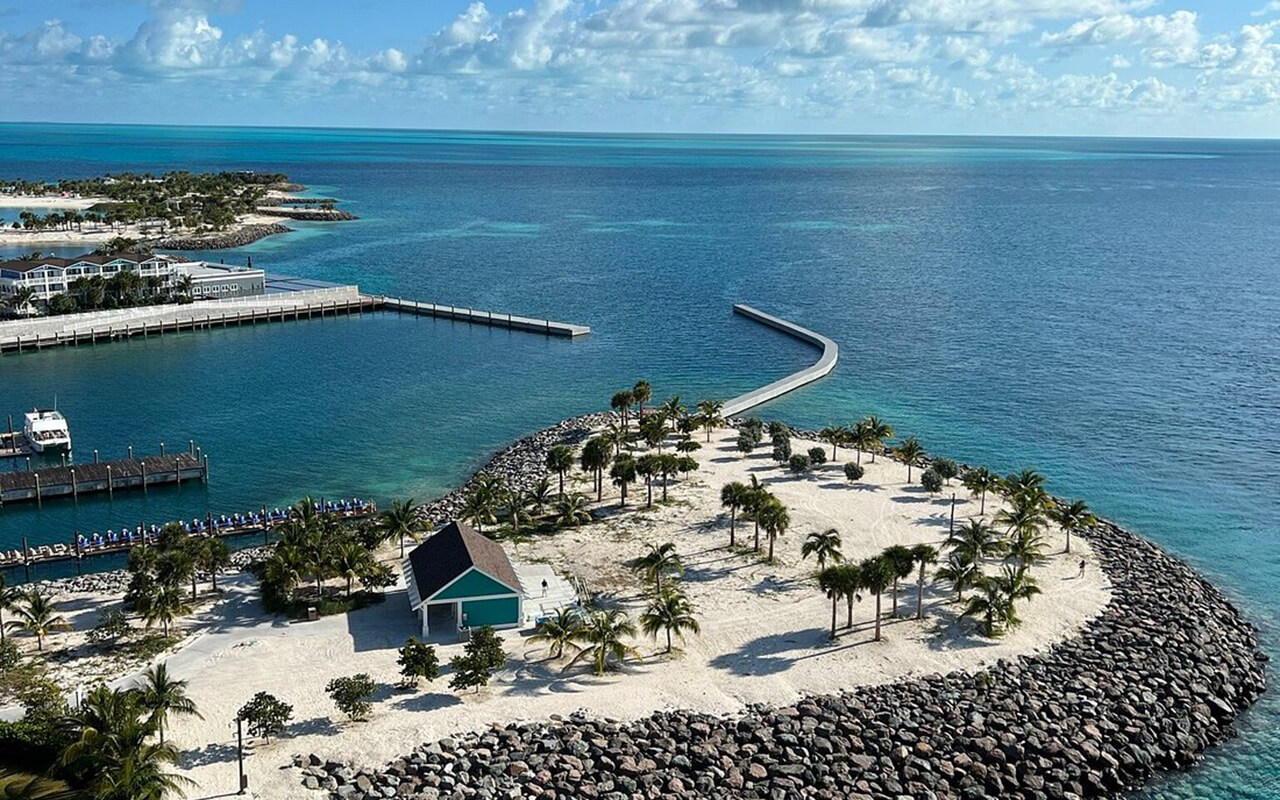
0, 205, 283, 247
0, 194, 102, 210
150, 428, 1109, 799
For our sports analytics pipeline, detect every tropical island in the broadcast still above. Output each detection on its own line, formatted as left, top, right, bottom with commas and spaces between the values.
0, 170, 355, 251
0, 382, 1262, 799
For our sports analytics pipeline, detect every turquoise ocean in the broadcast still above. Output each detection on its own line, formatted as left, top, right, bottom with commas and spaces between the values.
0, 125, 1276, 796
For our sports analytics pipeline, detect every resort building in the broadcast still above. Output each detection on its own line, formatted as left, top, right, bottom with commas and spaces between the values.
403, 521, 524, 638
0, 252, 265, 305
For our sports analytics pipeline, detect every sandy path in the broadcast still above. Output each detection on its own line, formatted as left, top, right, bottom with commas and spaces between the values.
163, 429, 1110, 800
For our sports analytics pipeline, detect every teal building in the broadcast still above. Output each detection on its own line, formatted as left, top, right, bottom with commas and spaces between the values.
403, 520, 523, 637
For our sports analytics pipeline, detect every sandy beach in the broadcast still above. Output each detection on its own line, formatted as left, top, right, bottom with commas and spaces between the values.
0, 209, 286, 247
136, 427, 1111, 800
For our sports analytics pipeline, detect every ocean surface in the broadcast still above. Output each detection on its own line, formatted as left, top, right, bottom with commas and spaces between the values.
0, 124, 1277, 796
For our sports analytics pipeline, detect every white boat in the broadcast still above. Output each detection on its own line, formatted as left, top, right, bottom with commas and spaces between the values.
23, 408, 71, 453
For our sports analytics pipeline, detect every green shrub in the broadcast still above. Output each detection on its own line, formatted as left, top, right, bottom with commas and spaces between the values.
932, 458, 959, 483
0, 640, 19, 672
238, 692, 293, 741
921, 468, 944, 494
771, 439, 791, 463
449, 626, 507, 693
397, 639, 440, 689
788, 454, 812, 474
807, 447, 827, 465
87, 608, 131, 646
736, 432, 755, 454
843, 462, 865, 482
326, 674, 378, 721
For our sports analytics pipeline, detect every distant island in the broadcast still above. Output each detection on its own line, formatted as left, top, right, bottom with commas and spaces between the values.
0, 170, 356, 250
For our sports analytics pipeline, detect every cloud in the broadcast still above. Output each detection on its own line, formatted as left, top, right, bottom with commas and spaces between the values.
1039, 11, 1200, 51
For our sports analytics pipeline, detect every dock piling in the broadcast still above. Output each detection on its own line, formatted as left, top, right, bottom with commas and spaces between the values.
93, 449, 99, 464
107, 464, 113, 497
33, 473, 40, 506
160, 441, 166, 456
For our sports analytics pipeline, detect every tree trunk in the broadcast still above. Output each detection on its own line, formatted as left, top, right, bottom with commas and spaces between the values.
856, 449, 862, 465
1066, 529, 1072, 554
662, 475, 669, 502
846, 594, 854, 628
891, 581, 898, 616
980, 492, 986, 515
559, 472, 565, 496
907, 465, 913, 483
192, 574, 198, 601
0, 610, 5, 642
211, 569, 218, 593
831, 443, 837, 461
666, 627, 672, 654
874, 594, 882, 641
768, 532, 775, 562
620, 482, 627, 508
916, 576, 925, 620
647, 479, 653, 507
347, 576, 353, 597
753, 520, 760, 552
830, 596, 837, 639
729, 509, 736, 548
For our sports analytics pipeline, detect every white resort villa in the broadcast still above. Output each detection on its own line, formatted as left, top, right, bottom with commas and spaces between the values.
0, 251, 266, 307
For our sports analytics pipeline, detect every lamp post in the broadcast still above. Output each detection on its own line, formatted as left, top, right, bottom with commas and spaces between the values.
949, 493, 957, 535
233, 716, 248, 794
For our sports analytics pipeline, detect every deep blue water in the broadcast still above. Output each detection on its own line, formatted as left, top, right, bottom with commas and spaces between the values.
0, 124, 1277, 796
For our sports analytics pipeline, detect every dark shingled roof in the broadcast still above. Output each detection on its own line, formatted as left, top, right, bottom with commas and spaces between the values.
408, 520, 520, 602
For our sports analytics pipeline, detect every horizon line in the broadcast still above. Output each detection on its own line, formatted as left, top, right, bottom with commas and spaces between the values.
0, 119, 1277, 144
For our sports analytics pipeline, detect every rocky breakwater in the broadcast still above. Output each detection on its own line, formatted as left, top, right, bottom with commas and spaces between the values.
417, 413, 612, 525
257, 207, 359, 221
306, 497, 1265, 798
154, 223, 292, 251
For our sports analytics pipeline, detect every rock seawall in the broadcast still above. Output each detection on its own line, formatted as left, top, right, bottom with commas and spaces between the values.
302, 420, 1267, 800
154, 222, 292, 250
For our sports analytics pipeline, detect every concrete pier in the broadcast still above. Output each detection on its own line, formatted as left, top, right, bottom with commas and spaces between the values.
378, 297, 590, 338
721, 304, 838, 417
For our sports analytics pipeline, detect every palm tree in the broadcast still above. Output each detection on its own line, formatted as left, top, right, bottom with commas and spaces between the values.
962, 575, 1006, 637
632, 380, 652, 418
745, 476, 769, 552
554, 493, 593, 527
946, 519, 1006, 562
0, 576, 22, 644
333, 541, 373, 597
1000, 563, 1043, 629
639, 414, 669, 452
1004, 469, 1049, 508
801, 529, 843, 570
910, 544, 939, 620
639, 586, 701, 654
858, 557, 893, 641
566, 609, 643, 676
8, 591, 67, 651
660, 396, 686, 424
961, 467, 1000, 516
527, 607, 582, 659
58, 686, 193, 800
834, 561, 863, 629
505, 488, 533, 533
633, 542, 683, 592
611, 390, 634, 431
996, 498, 1048, 542
881, 544, 916, 617
893, 437, 926, 483
580, 437, 612, 502
635, 453, 660, 507
381, 498, 423, 558
545, 445, 575, 496
757, 497, 790, 563
819, 426, 845, 462
198, 538, 231, 593
861, 416, 894, 463
461, 488, 498, 532
695, 399, 723, 442
720, 482, 751, 548
138, 663, 201, 745
1052, 499, 1096, 554
1006, 530, 1047, 570
817, 566, 844, 639
529, 477, 555, 517
610, 454, 637, 507
936, 550, 978, 601
139, 584, 189, 639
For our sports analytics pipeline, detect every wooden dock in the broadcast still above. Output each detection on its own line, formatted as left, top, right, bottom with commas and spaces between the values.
0, 453, 208, 506
0, 431, 30, 460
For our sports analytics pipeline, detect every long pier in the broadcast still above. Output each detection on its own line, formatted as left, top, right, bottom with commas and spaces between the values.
0, 453, 208, 507
722, 304, 838, 417
0, 291, 590, 354
377, 297, 590, 338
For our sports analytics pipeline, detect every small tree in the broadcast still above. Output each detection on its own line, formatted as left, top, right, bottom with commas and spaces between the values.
788, 454, 811, 474
397, 638, 441, 689
736, 431, 755, 455
932, 457, 959, 484
449, 626, 506, 693
921, 468, 944, 495
807, 447, 827, 466
844, 462, 865, 482
87, 607, 131, 646
771, 436, 791, 463
238, 692, 293, 741
326, 674, 378, 721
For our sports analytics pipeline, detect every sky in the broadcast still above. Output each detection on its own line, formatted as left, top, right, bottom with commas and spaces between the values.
0, 0, 1278, 137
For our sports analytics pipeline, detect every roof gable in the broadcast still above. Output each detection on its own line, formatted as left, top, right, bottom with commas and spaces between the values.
433, 568, 518, 601
407, 520, 520, 604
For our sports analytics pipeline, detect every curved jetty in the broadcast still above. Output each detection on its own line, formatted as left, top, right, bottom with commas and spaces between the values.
722, 304, 837, 417
301, 416, 1266, 800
